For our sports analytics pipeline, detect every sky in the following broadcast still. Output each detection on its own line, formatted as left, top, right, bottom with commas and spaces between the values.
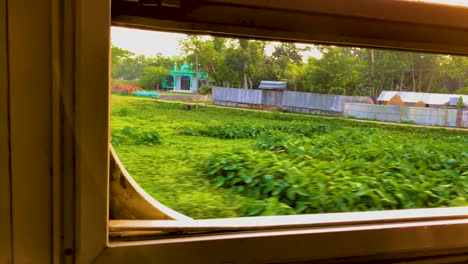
111, 27, 322, 61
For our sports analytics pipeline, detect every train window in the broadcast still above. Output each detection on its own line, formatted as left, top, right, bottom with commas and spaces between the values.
79, 0, 468, 262
110, 26, 467, 221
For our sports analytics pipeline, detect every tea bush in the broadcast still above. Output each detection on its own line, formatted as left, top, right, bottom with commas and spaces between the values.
178, 121, 332, 139
199, 128, 468, 215
111, 126, 164, 146
111, 95, 468, 219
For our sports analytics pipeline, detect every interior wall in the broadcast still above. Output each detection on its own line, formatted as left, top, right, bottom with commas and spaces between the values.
7, 0, 53, 262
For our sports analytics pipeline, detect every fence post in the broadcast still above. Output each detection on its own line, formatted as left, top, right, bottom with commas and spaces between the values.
343, 102, 347, 117
443, 106, 448, 127
456, 109, 462, 128
399, 105, 403, 123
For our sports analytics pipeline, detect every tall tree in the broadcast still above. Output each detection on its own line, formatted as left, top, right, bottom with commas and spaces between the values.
138, 66, 169, 90
215, 39, 266, 88
442, 55, 468, 92
303, 46, 363, 95
147, 53, 182, 70
357, 49, 410, 97
111, 45, 135, 81
179, 35, 227, 86
271, 42, 308, 81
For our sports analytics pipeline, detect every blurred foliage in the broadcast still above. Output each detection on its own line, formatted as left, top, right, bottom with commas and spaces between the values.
111, 95, 467, 219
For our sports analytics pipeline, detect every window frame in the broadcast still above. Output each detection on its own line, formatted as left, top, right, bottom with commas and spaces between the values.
74, 0, 468, 263
0, 0, 12, 262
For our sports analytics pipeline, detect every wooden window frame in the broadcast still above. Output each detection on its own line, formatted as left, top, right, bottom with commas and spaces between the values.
82, 1, 468, 263
2, 0, 468, 263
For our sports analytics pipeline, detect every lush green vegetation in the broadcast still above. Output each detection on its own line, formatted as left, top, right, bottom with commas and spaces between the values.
112, 35, 468, 96
111, 95, 468, 219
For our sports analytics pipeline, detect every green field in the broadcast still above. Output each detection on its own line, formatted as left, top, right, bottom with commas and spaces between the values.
111, 94, 468, 219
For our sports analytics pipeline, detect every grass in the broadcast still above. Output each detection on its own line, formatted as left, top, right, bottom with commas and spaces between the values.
111, 94, 467, 219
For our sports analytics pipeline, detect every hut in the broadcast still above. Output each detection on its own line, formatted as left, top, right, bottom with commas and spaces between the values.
377, 91, 468, 108
414, 101, 427, 107
447, 96, 467, 109
387, 94, 405, 106
258, 81, 288, 107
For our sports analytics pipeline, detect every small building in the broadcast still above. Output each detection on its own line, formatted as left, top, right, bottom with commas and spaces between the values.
161, 63, 210, 92
258, 81, 288, 90
258, 81, 288, 107
377, 91, 468, 108
448, 96, 468, 109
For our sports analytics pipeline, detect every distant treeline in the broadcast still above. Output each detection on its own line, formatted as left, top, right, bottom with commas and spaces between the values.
112, 35, 468, 96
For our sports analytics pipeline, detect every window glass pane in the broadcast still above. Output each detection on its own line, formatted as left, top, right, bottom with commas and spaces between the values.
111, 27, 468, 220
417, 0, 468, 7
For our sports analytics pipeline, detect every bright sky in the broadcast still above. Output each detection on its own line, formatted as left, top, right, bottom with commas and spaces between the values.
418, 0, 468, 5
111, 27, 322, 60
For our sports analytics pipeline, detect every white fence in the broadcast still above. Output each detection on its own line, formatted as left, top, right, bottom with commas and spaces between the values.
213, 87, 371, 112
212, 87, 263, 105
212, 88, 468, 128
282, 91, 346, 112
282, 91, 370, 112
344, 103, 465, 127
462, 111, 468, 128
344, 104, 401, 122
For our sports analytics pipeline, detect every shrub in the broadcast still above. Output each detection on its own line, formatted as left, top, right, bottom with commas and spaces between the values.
111, 126, 163, 146
198, 128, 468, 215
113, 106, 135, 117
200, 86, 212, 95
456, 96, 464, 109
178, 121, 332, 139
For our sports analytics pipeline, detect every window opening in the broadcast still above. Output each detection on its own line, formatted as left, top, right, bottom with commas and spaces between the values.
110, 26, 468, 221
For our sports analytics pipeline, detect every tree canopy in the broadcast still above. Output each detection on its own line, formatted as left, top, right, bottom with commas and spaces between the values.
138, 66, 169, 90
111, 35, 468, 95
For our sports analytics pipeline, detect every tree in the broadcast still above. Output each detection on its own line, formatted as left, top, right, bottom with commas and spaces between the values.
406, 53, 443, 92
271, 42, 309, 82
455, 86, 468, 95
456, 96, 464, 109
282, 63, 305, 91
117, 54, 148, 80
442, 56, 468, 92
111, 46, 153, 82
179, 35, 228, 86
111, 45, 135, 81
238, 39, 266, 88
214, 39, 266, 88
357, 49, 410, 97
138, 66, 169, 90
303, 46, 363, 95
218, 47, 243, 87
147, 53, 181, 71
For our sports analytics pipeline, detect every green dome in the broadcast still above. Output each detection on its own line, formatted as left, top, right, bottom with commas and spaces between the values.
180, 63, 190, 72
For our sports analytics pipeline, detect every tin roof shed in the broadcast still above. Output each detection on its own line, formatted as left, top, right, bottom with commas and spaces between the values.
377, 91, 468, 106
258, 81, 288, 90
448, 96, 467, 107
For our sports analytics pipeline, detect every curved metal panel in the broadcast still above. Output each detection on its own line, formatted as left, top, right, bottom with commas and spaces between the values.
110, 146, 192, 221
